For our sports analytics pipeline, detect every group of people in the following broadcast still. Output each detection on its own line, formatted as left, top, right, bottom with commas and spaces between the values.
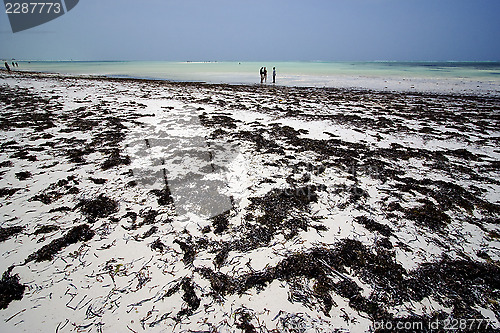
4, 61, 19, 72
259, 67, 277, 84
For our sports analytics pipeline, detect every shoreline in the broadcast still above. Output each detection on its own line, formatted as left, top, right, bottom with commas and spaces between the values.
0, 70, 499, 332
2, 67, 500, 98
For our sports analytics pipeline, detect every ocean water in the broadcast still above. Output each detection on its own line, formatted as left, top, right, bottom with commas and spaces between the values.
13, 61, 500, 94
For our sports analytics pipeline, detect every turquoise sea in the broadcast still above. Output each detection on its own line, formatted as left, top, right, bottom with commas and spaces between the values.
11, 61, 500, 94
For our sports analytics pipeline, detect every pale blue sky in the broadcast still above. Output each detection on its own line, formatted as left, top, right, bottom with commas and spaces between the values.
1, 0, 499, 61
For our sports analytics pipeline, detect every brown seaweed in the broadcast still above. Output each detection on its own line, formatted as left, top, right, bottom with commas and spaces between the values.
25, 224, 95, 263
33, 225, 59, 235
0, 267, 26, 310
0, 187, 21, 197
15, 171, 32, 181
77, 194, 119, 222
162, 278, 200, 320
405, 199, 451, 231
101, 148, 131, 170
0, 226, 24, 242
355, 216, 393, 237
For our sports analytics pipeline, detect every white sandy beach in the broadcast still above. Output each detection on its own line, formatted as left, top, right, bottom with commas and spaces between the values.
0, 71, 499, 332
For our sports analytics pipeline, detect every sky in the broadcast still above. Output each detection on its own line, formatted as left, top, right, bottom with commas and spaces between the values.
1, 0, 500, 61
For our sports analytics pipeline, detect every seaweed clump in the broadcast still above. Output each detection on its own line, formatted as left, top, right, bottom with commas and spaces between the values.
243, 185, 325, 244
33, 225, 59, 235
0, 267, 26, 310
29, 176, 80, 205
199, 113, 240, 129
77, 194, 119, 222
123, 209, 160, 231
101, 148, 131, 170
0, 226, 24, 242
211, 210, 230, 234
174, 238, 197, 265
65, 147, 95, 164
0, 85, 56, 132
406, 199, 451, 231
413, 257, 500, 318
201, 185, 326, 272
0, 188, 21, 198
354, 216, 393, 237
25, 224, 95, 263
163, 278, 200, 320
199, 237, 500, 324
235, 307, 258, 333
198, 239, 402, 318
150, 187, 174, 206
151, 239, 166, 253
15, 171, 32, 181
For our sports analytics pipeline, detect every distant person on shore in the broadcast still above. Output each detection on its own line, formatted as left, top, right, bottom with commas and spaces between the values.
4, 62, 10, 72
260, 67, 264, 83
264, 67, 268, 83
272, 67, 276, 83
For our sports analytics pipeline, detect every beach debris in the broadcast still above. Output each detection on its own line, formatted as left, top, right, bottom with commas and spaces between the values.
25, 224, 95, 263
0, 226, 24, 242
411, 256, 500, 320
48, 206, 72, 213
1, 74, 500, 331
213, 244, 230, 269
127, 180, 138, 187
150, 187, 173, 206
29, 176, 80, 205
198, 112, 240, 129
405, 199, 451, 231
65, 147, 95, 164
198, 239, 500, 322
197, 240, 402, 317
89, 177, 107, 184
101, 148, 131, 170
77, 194, 119, 222
0, 85, 56, 131
123, 209, 159, 231
14, 171, 32, 181
354, 216, 393, 237
141, 209, 158, 225
0, 187, 21, 198
150, 239, 166, 253
92, 116, 127, 148
211, 210, 230, 234
10, 149, 37, 161
136, 226, 157, 240
174, 238, 197, 266
0, 160, 13, 168
234, 307, 258, 333
30, 191, 63, 205
244, 185, 324, 242
33, 225, 59, 235
161, 278, 200, 321
0, 267, 26, 310
177, 278, 200, 319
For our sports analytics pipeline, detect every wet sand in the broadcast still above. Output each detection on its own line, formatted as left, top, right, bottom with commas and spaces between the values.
0, 70, 499, 332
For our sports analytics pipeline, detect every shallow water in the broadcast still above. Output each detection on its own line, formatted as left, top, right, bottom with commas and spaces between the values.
12, 60, 500, 94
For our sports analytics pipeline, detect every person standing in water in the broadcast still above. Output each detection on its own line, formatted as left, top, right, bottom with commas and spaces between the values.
264, 67, 268, 83
259, 67, 264, 83
272, 67, 276, 84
